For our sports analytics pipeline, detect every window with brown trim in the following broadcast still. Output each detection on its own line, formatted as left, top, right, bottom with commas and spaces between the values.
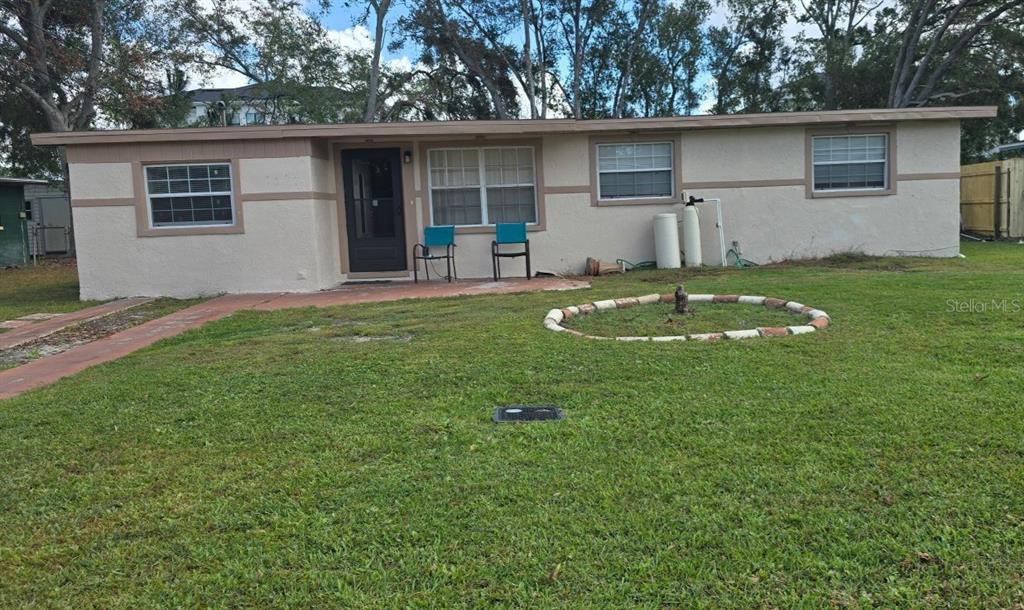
144, 163, 235, 228
596, 142, 674, 200
811, 134, 889, 192
427, 146, 537, 226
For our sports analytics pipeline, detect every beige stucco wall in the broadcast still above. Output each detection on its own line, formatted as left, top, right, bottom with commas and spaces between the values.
67, 120, 962, 297
541, 134, 590, 187
74, 201, 337, 299
68, 162, 134, 199
680, 127, 805, 183
70, 153, 342, 299
239, 156, 319, 194
690, 181, 959, 263
425, 123, 960, 277
897, 120, 961, 175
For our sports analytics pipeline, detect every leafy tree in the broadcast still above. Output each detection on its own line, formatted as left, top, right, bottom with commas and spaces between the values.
707, 0, 794, 114
0, 0, 186, 181
167, 0, 363, 123
789, 0, 882, 109
400, 0, 522, 119
888, 0, 1024, 108
554, 0, 615, 118
627, 0, 711, 117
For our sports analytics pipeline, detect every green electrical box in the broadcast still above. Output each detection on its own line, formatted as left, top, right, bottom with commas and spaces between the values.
0, 183, 30, 267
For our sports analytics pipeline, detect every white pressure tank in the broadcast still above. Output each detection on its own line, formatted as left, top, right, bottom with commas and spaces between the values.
653, 213, 682, 269
681, 202, 702, 267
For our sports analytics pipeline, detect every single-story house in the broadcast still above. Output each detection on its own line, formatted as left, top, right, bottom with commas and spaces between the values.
32, 106, 995, 300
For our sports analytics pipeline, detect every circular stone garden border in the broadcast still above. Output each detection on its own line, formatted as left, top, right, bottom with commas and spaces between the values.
543, 293, 830, 341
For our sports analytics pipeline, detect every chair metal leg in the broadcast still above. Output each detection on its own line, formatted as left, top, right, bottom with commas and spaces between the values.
525, 241, 531, 280
492, 243, 498, 282
452, 247, 458, 280
446, 252, 452, 283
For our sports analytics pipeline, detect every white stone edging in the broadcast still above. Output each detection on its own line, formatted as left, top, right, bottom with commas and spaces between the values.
543, 292, 830, 341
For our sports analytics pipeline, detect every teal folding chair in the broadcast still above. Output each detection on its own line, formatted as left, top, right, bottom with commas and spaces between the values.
413, 225, 457, 283
491, 222, 530, 281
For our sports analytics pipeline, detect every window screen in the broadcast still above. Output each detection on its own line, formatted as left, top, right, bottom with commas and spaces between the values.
597, 142, 673, 200
812, 134, 888, 191
145, 164, 234, 227
428, 147, 537, 226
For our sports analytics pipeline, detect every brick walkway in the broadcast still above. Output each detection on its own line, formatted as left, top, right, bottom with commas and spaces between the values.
0, 297, 153, 351
0, 278, 587, 400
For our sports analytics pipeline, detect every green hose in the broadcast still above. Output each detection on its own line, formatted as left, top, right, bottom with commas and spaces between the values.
725, 248, 758, 268
616, 258, 657, 271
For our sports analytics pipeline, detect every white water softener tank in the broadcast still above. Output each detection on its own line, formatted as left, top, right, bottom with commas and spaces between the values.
653, 213, 682, 269
681, 199, 702, 267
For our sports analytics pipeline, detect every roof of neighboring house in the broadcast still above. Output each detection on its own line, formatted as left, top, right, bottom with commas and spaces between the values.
186, 83, 282, 104
986, 141, 1024, 156
31, 106, 998, 146
0, 176, 49, 186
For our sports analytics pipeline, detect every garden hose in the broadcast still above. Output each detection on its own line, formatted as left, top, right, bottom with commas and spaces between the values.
616, 258, 657, 271
725, 248, 758, 268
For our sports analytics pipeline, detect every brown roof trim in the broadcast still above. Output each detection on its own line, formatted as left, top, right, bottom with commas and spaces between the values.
31, 106, 997, 146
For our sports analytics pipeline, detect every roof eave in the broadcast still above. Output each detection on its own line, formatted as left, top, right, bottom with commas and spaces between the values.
30, 106, 998, 147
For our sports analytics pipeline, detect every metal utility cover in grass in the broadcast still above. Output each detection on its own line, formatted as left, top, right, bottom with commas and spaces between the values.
492, 405, 564, 423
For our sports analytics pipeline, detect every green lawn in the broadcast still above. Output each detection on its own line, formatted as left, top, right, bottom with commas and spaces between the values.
2, 242, 1023, 607
0, 262, 96, 322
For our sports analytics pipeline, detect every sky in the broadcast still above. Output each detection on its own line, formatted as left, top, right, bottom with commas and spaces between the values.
197, 0, 817, 115
199, 1, 406, 90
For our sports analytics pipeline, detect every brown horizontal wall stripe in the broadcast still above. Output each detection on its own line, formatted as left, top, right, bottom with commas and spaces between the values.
544, 185, 593, 194
35, 106, 997, 146
71, 198, 137, 207
242, 191, 337, 202
897, 172, 961, 181
683, 179, 804, 189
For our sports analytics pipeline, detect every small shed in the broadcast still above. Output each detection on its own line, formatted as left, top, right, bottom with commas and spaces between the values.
960, 158, 1024, 238
0, 176, 48, 266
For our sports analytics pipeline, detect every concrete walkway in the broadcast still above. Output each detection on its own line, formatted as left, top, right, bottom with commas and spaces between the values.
0, 278, 587, 400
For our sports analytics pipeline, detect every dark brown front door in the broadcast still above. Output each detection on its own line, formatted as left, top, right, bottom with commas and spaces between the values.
342, 148, 406, 273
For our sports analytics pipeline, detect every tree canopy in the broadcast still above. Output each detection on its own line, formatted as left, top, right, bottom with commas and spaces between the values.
1, 0, 1022, 177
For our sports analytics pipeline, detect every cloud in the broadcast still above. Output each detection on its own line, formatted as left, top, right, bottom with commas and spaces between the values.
199, 67, 252, 90
326, 25, 373, 54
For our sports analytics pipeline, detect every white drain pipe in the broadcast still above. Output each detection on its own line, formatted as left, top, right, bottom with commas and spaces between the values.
702, 198, 727, 267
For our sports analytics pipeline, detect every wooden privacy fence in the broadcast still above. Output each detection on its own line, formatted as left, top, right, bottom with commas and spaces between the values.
960, 158, 1023, 238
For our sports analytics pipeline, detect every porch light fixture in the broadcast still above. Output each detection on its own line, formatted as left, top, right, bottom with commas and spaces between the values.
403, 150, 413, 164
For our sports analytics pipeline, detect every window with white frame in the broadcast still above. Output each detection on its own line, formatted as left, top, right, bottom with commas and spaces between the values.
427, 147, 537, 226
145, 163, 234, 227
597, 142, 674, 200
812, 134, 888, 192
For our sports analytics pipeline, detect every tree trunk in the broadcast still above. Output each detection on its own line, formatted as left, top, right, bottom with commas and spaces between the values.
612, 0, 655, 118
572, 1, 582, 118
364, 0, 390, 122
447, 32, 510, 119
534, 0, 548, 118
520, 0, 537, 118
